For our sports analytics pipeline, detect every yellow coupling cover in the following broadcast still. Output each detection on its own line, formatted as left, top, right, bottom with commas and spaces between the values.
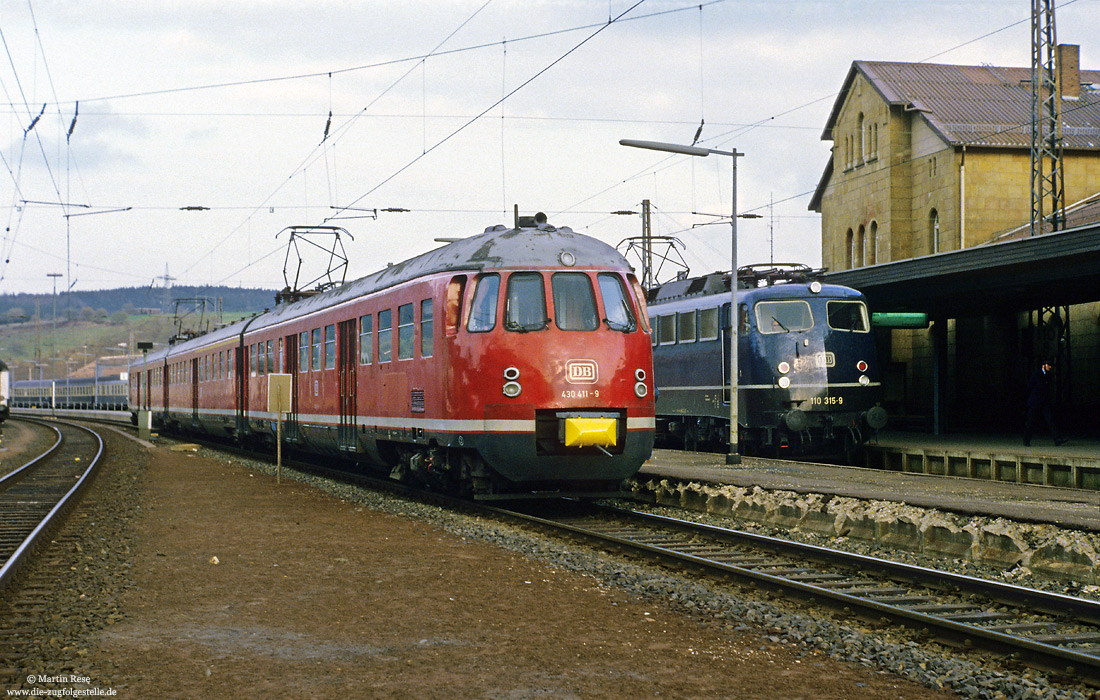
563, 417, 618, 448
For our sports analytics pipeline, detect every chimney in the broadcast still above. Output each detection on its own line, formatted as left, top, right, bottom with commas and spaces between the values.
1057, 44, 1080, 100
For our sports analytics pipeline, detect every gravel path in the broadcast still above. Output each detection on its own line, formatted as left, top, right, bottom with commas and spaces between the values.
3, 430, 1098, 699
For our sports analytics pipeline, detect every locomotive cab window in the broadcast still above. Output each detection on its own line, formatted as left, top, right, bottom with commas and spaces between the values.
467, 274, 499, 332
552, 272, 598, 331
755, 300, 813, 334
597, 273, 636, 332
505, 272, 548, 332
826, 300, 870, 332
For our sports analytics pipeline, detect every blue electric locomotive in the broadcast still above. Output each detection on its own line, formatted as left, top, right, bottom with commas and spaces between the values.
648, 264, 887, 461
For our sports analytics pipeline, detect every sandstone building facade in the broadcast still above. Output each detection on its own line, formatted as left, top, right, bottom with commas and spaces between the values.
810, 50, 1100, 433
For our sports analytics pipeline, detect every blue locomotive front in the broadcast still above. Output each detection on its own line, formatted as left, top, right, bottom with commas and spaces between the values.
650, 265, 887, 461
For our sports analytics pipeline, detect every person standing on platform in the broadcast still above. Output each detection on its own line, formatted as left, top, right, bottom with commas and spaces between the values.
1024, 359, 1065, 447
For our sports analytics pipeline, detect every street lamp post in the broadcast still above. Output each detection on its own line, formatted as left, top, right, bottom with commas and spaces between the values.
619, 138, 744, 465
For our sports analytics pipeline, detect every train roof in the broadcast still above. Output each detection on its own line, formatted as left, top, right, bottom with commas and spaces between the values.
648, 268, 864, 311
13, 375, 123, 388
135, 222, 633, 363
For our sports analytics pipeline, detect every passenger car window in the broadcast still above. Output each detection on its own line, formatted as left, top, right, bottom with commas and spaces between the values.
398, 304, 414, 360
552, 272, 598, 331
467, 274, 500, 332
299, 332, 309, 373
597, 273, 636, 332
359, 315, 373, 364
827, 300, 870, 332
420, 299, 433, 357
755, 300, 814, 334
311, 329, 322, 370
378, 310, 393, 362
324, 325, 336, 369
505, 272, 548, 332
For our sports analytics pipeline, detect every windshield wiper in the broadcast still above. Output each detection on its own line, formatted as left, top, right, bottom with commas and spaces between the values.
769, 316, 790, 333
604, 317, 636, 333
505, 318, 549, 333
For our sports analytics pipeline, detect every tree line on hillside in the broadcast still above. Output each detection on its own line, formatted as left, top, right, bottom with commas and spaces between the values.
0, 285, 276, 324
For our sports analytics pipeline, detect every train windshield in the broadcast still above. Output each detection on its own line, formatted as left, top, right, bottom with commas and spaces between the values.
597, 273, 637, 332
755, 300, 813, 334
467, 274, 500, 332
826, 300, 870, 332
552, 273, 599, 331
505, 272, 549, 332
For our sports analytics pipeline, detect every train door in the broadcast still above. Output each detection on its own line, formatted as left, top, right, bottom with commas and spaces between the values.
284, 333, 300, 442
162, 365, 169, 411
191, 357, 199, 425
337, 319, 357, 451
235, 343, 249, 438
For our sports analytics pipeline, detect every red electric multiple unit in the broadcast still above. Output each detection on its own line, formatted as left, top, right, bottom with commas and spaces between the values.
130, 220, 655, 498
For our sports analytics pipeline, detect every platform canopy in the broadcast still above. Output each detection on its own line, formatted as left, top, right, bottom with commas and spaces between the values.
823, 221, 1100, 318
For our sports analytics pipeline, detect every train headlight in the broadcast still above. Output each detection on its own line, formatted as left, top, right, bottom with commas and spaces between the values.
809, 281, 822, 294
777, 376, 791, 389
635, 368, 646, 381
858, 375, 870, 386
777, 361, 790, 374
504, 366, 520, 380
503, 381, 522, 397
634, 381, 648, 398
856, 360, 868, 372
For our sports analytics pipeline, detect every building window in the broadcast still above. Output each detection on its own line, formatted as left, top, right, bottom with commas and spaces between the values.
845, 228, 854, 269
858, 112, 865, 164
868, 221, 878, 265
929, 209, 941, 254
856, 224, 866, 267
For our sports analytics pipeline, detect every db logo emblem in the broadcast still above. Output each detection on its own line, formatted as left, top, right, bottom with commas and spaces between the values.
566, 359, 599, 384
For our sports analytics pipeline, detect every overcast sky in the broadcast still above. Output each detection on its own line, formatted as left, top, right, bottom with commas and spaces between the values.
2, 0, 1098, 296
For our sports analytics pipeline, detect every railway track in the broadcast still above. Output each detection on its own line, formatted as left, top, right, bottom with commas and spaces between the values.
495, 501, 1100, 686
0, 418, 105, 590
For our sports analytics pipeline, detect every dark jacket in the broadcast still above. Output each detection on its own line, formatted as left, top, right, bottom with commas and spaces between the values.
1026, 368, 1053, 410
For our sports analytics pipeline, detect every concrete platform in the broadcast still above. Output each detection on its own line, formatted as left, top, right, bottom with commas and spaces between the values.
638, 443, 1100, 531
636, 444, 1100, 583
864, 431, 1100, 491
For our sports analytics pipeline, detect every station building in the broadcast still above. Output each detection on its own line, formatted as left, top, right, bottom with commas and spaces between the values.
810, 47, 1100, 435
